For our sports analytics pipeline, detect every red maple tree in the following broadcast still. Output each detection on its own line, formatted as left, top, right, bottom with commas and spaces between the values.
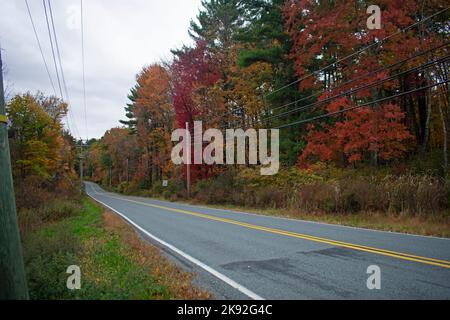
282, 0, 443, 167
171, 40, 221, 182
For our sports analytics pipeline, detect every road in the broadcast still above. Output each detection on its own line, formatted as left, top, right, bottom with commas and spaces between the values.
86, 182, 450, 300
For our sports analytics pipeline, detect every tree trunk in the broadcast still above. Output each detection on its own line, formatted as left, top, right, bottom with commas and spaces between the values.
438, 97, 448, 171
420, 86, 432, 157
419, 0, 431, 158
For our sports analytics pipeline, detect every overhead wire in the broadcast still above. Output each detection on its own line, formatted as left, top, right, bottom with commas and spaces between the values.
45, 0, 81, 138
264, 6, 450, 98
275, 80, 450, 129
81, 0, 88, 142
24, 0, 57, 97
263, 54, 450, 123
264, 42, 450, 117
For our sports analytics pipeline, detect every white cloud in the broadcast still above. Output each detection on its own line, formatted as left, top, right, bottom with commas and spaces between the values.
0, 0, 201, 139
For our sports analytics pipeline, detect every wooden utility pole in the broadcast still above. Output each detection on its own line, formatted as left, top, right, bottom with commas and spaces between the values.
109, 166, 112, 189
0, 50, 29, 299
79, 140, 84, 192
126, 158, 129, 182
186, 122, 190, 198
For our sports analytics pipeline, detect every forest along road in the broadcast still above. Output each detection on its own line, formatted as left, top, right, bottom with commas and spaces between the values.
86, 182, 450, 300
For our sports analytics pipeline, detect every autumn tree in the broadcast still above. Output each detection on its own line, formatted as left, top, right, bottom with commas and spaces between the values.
187, 0, 249, 124
7, 93, 67, 181
7, 92, 79, 206
102, 128, 139, 185
283, 0, 448, 167
135, 64, 174, 184
171, 41, 221, 182
236, 0, 307, 164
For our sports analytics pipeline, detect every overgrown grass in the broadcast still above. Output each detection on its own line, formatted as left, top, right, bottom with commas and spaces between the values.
20, 198, 209, 300
111, 166, 450, 238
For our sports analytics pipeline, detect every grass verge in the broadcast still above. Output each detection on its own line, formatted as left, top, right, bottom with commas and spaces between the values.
21, 197, 210, 300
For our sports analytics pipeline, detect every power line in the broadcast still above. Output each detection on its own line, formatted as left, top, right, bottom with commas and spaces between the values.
275, 80, 450, 129
265, 6, 450, 98
47, 0, 70, 102
174, 7, 449, 134
44, 0, 80, 138
42, 0, 75, 136
81, 0, 88, 141
263, 54, 450, 123
26, 0, 72, 133
195, 38, 449, 130
47, 0, 80, 138
24, 0, 56, 97
42, 0, 63, 99
264, 41, 450, 117
207, 46, 448, 130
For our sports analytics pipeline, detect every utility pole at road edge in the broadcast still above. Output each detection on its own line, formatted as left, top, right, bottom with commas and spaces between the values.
186, 122, 190, 198
79, 140, 84, 193
0, 50, 29, 299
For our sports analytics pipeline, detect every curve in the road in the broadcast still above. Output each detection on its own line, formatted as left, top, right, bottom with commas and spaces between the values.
92, 189, 450, 269
89, 191, 265, 300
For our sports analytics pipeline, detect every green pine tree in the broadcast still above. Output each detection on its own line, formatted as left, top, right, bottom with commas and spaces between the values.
119, 85, 139, 134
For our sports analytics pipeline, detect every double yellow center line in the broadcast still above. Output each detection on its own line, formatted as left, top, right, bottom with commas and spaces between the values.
97, 191, 450, 269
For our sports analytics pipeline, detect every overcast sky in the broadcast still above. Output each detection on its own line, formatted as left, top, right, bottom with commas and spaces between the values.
0, 0, 201, 139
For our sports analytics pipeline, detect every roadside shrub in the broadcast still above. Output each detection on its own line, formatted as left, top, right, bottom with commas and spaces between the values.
387, 175, 417, 213
192, 171, 235, 204
39, 200, 80, 222
234, 167, 322, 189
253, 187, 287, 208
52, 178, 82, 202
151, 182, 165, 196
17, 208, 43, 236
162, 181, 185, 200
22, 222, 81, 300
116, 181, 130, 194
336, 177, 388, 213
18, 200, 81, 235
116, 181, 141, 195
297, 182, 337, 213
15, 176, 53, 209
386, 175, 448, 215
114, 167, 449, 217
337, 184, 361, 213
227, 188, 252, 207
194, 181, 229, 204
415, 176, 447, 214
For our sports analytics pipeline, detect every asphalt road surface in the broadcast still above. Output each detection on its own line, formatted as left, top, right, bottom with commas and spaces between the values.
86, 182, 450, 300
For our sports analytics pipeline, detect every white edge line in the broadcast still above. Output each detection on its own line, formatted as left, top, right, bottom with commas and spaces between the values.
128, 194, 450, 241
90, 182, 449, 241
186, 205, 450, 241
86, 190, 265, 301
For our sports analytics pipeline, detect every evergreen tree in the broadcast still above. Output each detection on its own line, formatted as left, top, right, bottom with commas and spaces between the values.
237, 0, 308, 165
119, 85, 139, 134
189, 0, 246, 51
